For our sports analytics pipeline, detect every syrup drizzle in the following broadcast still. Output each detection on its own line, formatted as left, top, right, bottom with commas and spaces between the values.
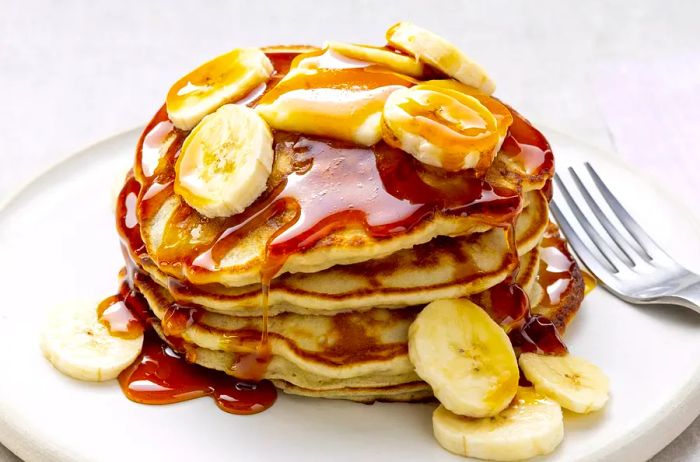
500, 106, 554, 176
505, 223, 575, 356
114, 169, 278, 407
131, 49, 539, 380
538, 224, 577, 307
97, 275, 145, 340
102, 47, 568, 413
118, 331, 277, 415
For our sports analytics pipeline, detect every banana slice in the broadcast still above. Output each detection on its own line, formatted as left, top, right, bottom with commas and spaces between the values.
324, 41, 424, 77
166, 48, 273, 130
174, 104, 274, 218
408, 299, 519, 417
40, 301, 144, 382
386, 22, 495, 94
433, 387, 564, 461
382, 83, 501, 173
519, 353, 610, 413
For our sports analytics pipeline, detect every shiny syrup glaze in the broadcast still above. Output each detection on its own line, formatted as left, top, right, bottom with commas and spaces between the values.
118, 331, 277, 415
500, 106, 554, 176
132, 49, 541, 379
97, 273, 145, 340
505, 223, 574, 356
105, 48, 563, 411
538, 221, 584, 308
113, 172, 278, 411
96, 270, 278, 414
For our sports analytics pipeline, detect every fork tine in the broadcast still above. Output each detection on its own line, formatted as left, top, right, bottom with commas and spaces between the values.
584, 162, 671, 262
550, 202, 618, 279
554, 174, 629, 272
568, 167, 648, 266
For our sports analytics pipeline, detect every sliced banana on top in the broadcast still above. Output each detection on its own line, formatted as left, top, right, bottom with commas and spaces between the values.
433, 387, 564, 461
166, 48, 273, 130
324, 41, 424, 77
383, 83, 503, 173
386, 22, 495, 94
519, 352, 610, 413
40, 301, 144, 382
408, 299, 519, 418
175, 104, 274, 218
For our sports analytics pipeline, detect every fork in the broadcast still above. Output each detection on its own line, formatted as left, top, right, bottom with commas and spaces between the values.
550, 162, 700, 314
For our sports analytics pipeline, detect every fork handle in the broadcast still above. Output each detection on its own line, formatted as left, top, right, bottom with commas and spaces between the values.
656, 280, 700, 314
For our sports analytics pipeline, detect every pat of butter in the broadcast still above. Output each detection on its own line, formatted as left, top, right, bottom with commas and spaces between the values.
256, 84, 401, 146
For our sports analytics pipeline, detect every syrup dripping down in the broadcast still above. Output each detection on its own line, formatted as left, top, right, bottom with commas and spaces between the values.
505, 223, 574, 356
104, 47, 564, 411
483, 221, 568, 356
110, 172, 278, 413
97, 275, 146, 340
118, 331, 277, 415
133, 50, 540, 380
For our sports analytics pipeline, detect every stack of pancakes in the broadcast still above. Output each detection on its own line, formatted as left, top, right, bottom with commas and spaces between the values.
116, 50, 585, 404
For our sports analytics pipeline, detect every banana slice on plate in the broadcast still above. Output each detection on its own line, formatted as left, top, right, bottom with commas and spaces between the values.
408, 298, 519, 418
519, 352, 610, 413
40, 301, 144, 382
166, 48, 273, 130
382, 83, 502, 173
324, 41, 424, 77
175, 104, 274, 218
433, 387, 564, 461
386, 22, 495, 94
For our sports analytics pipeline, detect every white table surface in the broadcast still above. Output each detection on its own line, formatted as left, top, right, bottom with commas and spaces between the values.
1, 0, 698, 460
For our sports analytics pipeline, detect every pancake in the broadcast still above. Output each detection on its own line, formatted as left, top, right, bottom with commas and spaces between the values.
132, 229, 584, 404
140, 189, 548, 316
108, 39, 588, 415
133, 50, 555, 288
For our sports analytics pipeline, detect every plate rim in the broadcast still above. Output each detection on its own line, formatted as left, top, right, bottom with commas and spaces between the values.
0, 127, 698, 462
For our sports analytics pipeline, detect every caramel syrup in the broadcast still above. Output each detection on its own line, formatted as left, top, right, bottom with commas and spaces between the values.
503, 223, 575, 356
114, 171, 278, 408
104, 48, 564, 412
96, 268, 278, 413
97, 277, 145, 340
538, 222, 579, 308
130, 49, 545, 380
118, 331, 277, 415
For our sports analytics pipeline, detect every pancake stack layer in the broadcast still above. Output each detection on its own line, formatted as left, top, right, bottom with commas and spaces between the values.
115, 43, 585, 404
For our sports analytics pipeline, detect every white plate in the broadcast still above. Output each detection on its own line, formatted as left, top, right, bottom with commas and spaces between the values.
0, 128, 698, 462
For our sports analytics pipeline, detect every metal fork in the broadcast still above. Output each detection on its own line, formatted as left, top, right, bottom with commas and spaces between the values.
550, 162, 700, 314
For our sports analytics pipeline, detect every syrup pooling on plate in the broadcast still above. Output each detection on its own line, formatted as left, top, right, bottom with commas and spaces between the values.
511, 315, 567, 356
114, 172, 280, 407
94, 267, 279, 411
118, 331, 277, 415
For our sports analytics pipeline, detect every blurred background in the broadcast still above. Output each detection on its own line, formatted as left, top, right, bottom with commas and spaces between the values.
0, 0, 698, 460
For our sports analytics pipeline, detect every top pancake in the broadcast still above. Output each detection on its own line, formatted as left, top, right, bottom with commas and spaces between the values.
131, 50, 555, 288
